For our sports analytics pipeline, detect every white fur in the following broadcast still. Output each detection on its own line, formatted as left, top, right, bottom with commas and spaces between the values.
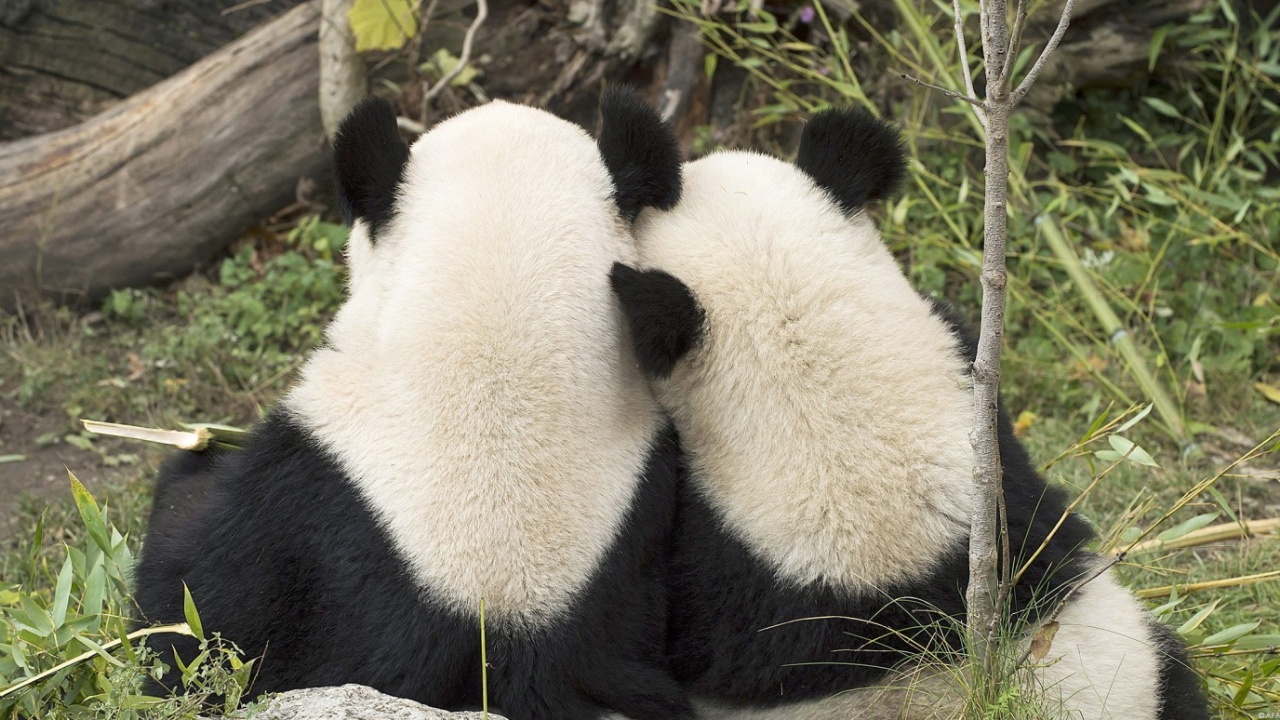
342, 221, 374, 290
1032, 569, 1161, 720
632, 151, 975, 592
288, 101, 663, 624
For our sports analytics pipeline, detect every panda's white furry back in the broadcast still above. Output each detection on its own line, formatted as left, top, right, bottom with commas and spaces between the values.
609, 109, 1208, 720
134, 90, 693, 720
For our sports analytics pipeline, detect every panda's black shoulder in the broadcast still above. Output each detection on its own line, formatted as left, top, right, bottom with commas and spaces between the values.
921, 293, 978, 363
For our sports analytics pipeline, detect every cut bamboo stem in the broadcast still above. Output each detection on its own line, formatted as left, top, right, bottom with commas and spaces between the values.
1119, 518, 1280, 556
1136, 570, 1280, 600
1037, 216, 1186, 441
0, 623, 193, 699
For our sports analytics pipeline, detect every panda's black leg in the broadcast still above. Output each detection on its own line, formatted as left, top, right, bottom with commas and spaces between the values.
1147, 619, 1211, 720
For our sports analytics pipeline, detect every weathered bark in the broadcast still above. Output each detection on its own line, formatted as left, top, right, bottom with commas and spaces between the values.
319, 0, 368, 140
0, 2, 327, 309
958, 0, 1076, 683
0, 0, 305, 141
0, 0, 673, 309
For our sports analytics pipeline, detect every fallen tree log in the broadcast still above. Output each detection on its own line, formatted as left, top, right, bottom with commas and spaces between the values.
0, 2, 327, 309
0, 0, 306, 141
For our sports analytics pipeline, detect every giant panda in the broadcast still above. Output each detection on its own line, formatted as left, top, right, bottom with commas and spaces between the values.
133, 88, 693, 720
606, 108, 1209, 720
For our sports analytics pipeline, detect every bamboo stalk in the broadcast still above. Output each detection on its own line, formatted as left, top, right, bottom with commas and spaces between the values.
1136, 570, 1280, 600
1037, 216, 1186, 441
0, 623, 193, 699
1120, 518, 1280, 555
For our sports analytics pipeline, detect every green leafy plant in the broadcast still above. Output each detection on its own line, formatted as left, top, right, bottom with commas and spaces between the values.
0, 475, 251, 719
671, 0, 1280, 442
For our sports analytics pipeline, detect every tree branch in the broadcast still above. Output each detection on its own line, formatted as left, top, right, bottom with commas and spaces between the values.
1011, 0, 1075, 106
899, 74, 987, 109
951, 0, 980, 106
421, 0, 488, 107
999, 0, 1030, 91
319, 0, 369, 141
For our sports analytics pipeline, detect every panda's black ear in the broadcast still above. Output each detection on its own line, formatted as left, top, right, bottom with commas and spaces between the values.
610, 263, 705, 379
794, 107, 906, 215
333, 97, 410, 241
597, 86, 682, 222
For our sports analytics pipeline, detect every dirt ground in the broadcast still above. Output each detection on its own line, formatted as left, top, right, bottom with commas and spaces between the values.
0, 397, 160, 539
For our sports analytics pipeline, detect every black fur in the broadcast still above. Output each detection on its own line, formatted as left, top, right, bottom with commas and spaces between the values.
1147, 618, 1211, 720
596, 86, 682, 221
333, 97, 410, 240
134, 414, 693, 720
794, 107, 906, 215
609, 263, 705, 379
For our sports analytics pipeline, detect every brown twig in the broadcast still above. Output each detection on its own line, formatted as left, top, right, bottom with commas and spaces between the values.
949, 0, 984, 126
421, 0, 489, 107
999, 0, 1030, 91
900, 74, 986, 108
1011, 0, 1076, 106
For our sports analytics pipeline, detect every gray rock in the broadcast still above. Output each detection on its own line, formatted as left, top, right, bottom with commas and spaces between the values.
246, 684, 507, 720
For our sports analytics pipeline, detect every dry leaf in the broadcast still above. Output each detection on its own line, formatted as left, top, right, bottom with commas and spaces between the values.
1214, 427, 1257, 449
1029, 621, 1060, 662
1255, 382, 1280, 405
126, 352, 147, 381
1013, 410, 1037, 438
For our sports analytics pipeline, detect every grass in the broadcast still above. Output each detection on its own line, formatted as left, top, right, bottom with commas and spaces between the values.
1, 2, 1278, 715
0, 219, 347, 719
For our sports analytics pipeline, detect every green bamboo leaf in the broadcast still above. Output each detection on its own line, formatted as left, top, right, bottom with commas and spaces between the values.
1114, 404, 1153, 433
1232, 668, 1254, 707
17, 595, 55, 636
182, 649, 210, 684
1235, 634, 1280, 650
183, 584, 204, 642
1157, 512, 1220, 542
1143, 97, 1181, 118
1178, 599, 1220, 635
11, 641, 28, 670
74, 634, 126, 668
1107, 435, 1160, 467
51, 556, 74, 627
1201, 621, 1260, 647
116, 626, 138, 665
1148, 25, 1170, 71
83, 563, 107, 619
69, 472, 111, 554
